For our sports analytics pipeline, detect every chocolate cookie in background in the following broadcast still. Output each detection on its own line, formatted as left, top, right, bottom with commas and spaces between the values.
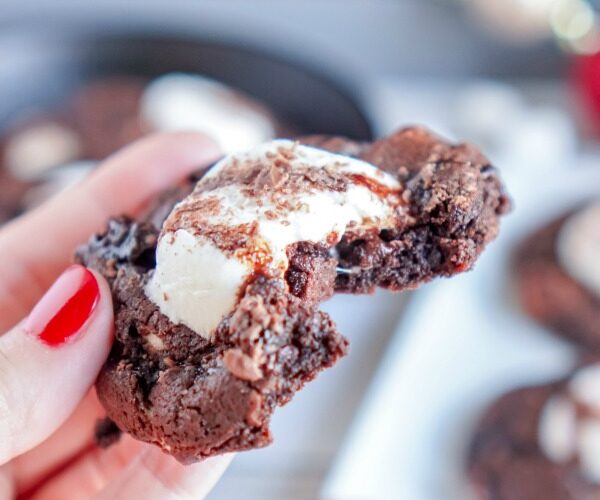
0, 116, 82, 221
514, 201, 600, 350
70, 77, 149, 160
468, 361, 600, 500
0, 80, 142, 220
0, 72, 283, 224
72, 73, 283, 158
2, 117, 82, 181
77, 127, 508, 462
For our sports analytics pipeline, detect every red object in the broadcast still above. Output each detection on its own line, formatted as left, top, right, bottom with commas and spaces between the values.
572, 51, 600, 130
25, 265, 100, 346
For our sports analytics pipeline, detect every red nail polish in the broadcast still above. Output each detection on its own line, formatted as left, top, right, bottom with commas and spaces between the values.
25, 265, 100, 347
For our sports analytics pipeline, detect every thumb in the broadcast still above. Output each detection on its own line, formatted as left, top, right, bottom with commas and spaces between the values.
0, 265, 113, 464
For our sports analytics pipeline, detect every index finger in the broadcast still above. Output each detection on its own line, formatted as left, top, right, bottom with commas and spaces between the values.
0, 132, 220, 330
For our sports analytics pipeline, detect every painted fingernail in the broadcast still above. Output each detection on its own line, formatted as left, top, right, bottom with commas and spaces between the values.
25, 265, 100, 347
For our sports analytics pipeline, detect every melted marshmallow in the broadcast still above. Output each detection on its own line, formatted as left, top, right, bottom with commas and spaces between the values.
146, 140, 401, 338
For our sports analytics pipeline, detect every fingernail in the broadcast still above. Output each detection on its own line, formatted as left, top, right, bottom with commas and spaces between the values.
25, 265, 100, 347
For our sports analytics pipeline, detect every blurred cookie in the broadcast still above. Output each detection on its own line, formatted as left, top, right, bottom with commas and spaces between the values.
0, 72, 283, 225
468, 362, 600, 499
2, 117, 82, 181
0, 116, 83, 220
71, 76, 149, 159
514, 202, 600, 350
0, 77, 144, 222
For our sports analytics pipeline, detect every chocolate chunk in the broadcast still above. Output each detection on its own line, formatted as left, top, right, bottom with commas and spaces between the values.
94, 417, 122, 448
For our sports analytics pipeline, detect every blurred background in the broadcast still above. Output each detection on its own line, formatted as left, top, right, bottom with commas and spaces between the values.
1, 1, 600, 499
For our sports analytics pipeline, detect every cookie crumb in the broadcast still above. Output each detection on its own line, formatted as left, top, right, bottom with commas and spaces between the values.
95, 417, 122, 448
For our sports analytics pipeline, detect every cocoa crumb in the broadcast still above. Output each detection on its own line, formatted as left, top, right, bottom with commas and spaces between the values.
223, 348, 263, 381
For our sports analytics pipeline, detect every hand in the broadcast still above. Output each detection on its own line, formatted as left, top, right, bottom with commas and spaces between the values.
0, 133, 233, 499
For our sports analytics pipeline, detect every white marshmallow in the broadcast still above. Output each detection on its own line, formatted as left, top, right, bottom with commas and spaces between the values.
538, 363, 600, 484
146, 140, 401, 338
557, 201, 600, 299
5, 122, 81, 181
569, 363, 600, 410
149, 230, 248, 339
578, 419, 600, 483
141, 73, 275, 154
539, 395, 577, 463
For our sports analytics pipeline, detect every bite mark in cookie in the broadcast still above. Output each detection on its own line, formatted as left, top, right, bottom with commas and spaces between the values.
146, 139, 404, 338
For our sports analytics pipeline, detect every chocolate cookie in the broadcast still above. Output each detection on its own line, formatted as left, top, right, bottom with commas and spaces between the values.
77, 127, 509, 462
468, 362, 600, 500
0, 117, 81, 222
514, 202, 600, 350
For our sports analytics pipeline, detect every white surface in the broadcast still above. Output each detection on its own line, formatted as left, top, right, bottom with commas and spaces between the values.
364, 78, 579, 173
148, 140, 401, 337
322, 150, 600, 499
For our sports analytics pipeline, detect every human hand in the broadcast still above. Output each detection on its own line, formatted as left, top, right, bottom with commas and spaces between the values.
0, 133, 233, 499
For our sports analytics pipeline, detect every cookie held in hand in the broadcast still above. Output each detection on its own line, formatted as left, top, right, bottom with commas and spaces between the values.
78, 127, 509, 462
